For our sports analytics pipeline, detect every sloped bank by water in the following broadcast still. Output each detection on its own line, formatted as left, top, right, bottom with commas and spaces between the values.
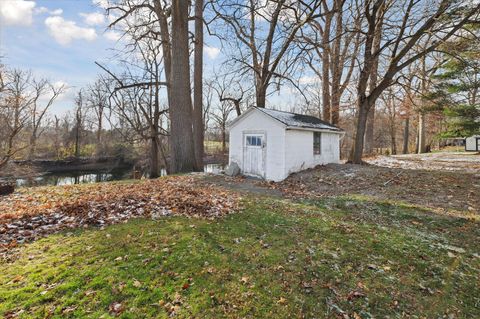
0, 157, 225, 188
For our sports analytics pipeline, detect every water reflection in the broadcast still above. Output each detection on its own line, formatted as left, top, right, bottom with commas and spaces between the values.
10, 164, 224, 188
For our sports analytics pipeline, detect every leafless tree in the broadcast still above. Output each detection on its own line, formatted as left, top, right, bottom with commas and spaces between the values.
73, 91, 84, 159
193, 0, 205, 170
169, 0, 196, 172
211, 73, 249, 117
299, 0, 361, 124
211, 0, 326, 108
85, 77, 110, 155
105, 0, 203, 173
349, 0, 480, 163
211, 100, 235, 154
379, 87, 399, 154
99, 37, 169, 177
0, 69, 35, 168
27, 79, 66, 159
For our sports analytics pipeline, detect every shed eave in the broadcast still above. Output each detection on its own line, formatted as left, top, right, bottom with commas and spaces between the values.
285, 126, 345, 134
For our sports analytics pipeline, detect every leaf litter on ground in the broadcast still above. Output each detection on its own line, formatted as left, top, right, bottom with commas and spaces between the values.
0, 175, 240, 257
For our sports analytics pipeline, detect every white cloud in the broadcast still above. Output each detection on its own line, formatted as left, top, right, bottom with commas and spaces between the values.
35, 7, 63, 16
205, 46, 220, 59
35, 7, 49, 14
104, 30, 121, 41
0, 0, 36, 26
45, 16, 97, 45
50, 9, 63, 16
80, 12, 105, 26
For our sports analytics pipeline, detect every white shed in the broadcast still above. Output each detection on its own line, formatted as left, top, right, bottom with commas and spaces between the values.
465, 135, 480, 151
228, 107, 344, 182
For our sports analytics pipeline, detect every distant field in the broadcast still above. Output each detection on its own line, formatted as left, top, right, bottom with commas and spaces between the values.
204, 140, 227, 154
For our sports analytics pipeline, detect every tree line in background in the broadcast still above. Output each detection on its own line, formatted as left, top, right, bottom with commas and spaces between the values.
1, 0, 479, 175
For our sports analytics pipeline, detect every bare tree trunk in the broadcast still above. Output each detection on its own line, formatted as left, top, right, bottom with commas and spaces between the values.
221, 122, 226, 154
74, 94, 83, 159
402, 117, 409, 154
364, 16, 383, 155
390, 122, 397, 155
233, 101, 241, 116
157, 136, 169, 174
321, 11, 332, 122
28, 130, 37, 160
150, 135, 159, 178
74, 124, 80, 158
169, 0, 195, 173
329, 1, 342, 125
418, 112, 427, 153
364, 108, 375, 154
193, 0, 204, 171
153, 0, 172, 105
96, 107, 103, 155
351, 101, 369, 163
54, 116, 60, 158
256, 85, 267, 108
417, 56, 428, 154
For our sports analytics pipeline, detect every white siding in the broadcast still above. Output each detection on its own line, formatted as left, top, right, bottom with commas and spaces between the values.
284, 130, 340, 177
465, 135, 480, 151
229, 110, 286, 181
228, 108, 342, 182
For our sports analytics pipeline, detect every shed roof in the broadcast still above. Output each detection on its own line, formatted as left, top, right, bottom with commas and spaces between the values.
254, 107, 342, 132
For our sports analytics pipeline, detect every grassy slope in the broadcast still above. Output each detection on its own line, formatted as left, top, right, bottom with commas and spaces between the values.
0, 196, 479, 318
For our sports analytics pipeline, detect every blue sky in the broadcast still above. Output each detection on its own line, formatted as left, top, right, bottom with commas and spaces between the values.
0, 0, 305, 119
0, 0, 223, 115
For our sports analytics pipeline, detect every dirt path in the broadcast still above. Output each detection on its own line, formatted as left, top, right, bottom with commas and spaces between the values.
202, 175, 283, 197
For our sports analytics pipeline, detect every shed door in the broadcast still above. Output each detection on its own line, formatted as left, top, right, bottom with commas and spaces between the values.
477, 138, 480, 151
243, 133, 265, 178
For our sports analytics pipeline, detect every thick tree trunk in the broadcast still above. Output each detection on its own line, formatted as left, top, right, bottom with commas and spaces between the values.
402, 117, 409, 154
390, 123, 397, 155
193, 0, 204, 171
74, 125, 80, 158
234, 101, 241, 116
153, 0, 172, 105
256, 85, 267, 108
418, 112, 427, 153
150, 136, 159, 178
157, 137, 169, 174
329, 1, 343, 125
169, 0, 195, 173
350, 101, 370, 163
364, 108, 375, 154
330, 90, 340, 125
364, 17, 383, 155
221, 123, 226, 154
321, 12, 332, 122
28, 131, 37, 160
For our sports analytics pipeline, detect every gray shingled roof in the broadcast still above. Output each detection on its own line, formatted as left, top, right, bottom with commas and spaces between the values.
255, 107, 342, 132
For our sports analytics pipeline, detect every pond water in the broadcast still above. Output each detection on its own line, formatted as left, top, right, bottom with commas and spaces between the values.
7, 164, 224, 188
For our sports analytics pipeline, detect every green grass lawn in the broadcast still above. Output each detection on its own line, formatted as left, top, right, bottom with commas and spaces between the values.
1, 196, 479, 318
